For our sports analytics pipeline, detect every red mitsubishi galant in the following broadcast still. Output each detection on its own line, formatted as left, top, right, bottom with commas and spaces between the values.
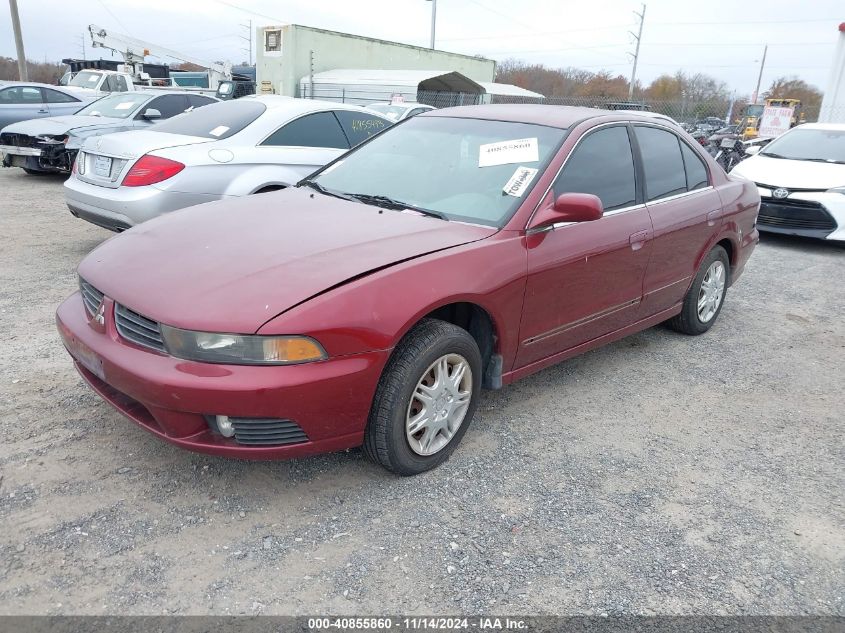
57, 105, 760, 475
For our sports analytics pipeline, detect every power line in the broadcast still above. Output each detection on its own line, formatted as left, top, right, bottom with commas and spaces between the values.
95, 0, 132, 35
465, 0, 539, 34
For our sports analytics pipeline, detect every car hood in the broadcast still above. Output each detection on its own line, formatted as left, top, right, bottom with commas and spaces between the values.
731, 154, 845, 189
78, 187, 497, 333
2, 115, 125, 136
82, 129, 213, 159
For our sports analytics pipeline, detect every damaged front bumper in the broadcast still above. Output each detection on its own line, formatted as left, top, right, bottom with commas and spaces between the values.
0, 132, 76, 173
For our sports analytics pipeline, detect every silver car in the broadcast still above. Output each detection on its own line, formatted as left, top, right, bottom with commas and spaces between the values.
64, 96, 392, 231
1, 90, 217, 174
0, 81, 95, 129
367, 102, 435, 123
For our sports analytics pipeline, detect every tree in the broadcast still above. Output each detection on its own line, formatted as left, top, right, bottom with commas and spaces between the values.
763, 76, 823, 118
0, 57, 65, 83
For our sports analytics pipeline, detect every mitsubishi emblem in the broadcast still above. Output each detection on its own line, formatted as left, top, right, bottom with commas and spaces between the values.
772, 188, 789, 199
94, 301, 106, 325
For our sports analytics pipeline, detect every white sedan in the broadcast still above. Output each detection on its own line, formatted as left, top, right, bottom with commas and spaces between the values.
366, 102, 435, 123
64, 96, 392, 231
731, 123, 845, 242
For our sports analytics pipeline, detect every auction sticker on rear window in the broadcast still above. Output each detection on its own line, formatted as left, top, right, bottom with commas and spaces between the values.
209, 125, 230, 137
503, 166, 538, 197
479, 137, 538, 167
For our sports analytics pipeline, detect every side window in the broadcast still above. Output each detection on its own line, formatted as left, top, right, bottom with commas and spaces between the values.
146, 94, 189, 119
115, 75, 129, 92
680, 142, 709, 191
42, 88, 79, 104
0, 86, 42, 104
104, 75, 119, 92
334, 110, 388, 146
187, 95, 216, 109
261, 111, 349, 149
634, 126, 687, 201
553, 125, 636, 211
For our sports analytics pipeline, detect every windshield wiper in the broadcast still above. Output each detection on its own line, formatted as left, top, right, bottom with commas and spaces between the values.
298, 179, 356, 202
759, 151, 787, 159
347, 194, 449, 220
796, 157, 845, 164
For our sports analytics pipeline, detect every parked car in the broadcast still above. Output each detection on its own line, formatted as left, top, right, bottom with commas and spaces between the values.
366, 102, 435, 122
0, 81, 95, 131
64, 96, 392, 231
731, 123, 845, 242
0, 90, 217, 175
56, 105, 759, 474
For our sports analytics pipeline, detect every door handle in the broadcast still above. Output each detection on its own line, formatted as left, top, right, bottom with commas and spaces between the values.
629, 230, 649, 251
38, 109, 49, 113
707, 209, 722, 226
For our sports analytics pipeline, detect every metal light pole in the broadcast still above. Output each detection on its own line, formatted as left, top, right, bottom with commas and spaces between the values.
240, 19, 253, 66
753, 44, 768, 104
426, 0, 437, 49
9, 0, 28, 80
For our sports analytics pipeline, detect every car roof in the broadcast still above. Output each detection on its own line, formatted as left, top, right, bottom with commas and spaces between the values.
792, 122, 845, 131
424, 104, 676, 129
0, 80, 77, 91
246, 95, 387, 116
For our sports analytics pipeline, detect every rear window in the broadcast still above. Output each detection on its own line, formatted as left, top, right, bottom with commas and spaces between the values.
151, 99, 266, 139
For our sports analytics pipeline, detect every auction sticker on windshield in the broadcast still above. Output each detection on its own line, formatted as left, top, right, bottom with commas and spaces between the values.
503, 166, 538, 197
479, 138, 538, 167
114, 102, 134, 110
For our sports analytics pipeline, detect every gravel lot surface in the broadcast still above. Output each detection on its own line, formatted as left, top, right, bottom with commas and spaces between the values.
0, 167, 842, 616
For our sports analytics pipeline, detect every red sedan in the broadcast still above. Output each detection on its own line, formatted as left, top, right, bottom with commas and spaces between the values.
57, 105, 760, 475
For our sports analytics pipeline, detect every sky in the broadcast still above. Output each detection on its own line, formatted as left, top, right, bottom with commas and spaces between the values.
2, 0, 842, 96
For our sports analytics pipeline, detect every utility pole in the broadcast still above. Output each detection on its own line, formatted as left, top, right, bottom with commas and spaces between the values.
80, 32, 87, 59
426, 0, 437, 49
240, 19, 253, 66
628, 3, 646, 101
753, 44, 768, 104
9, 0, 28, 80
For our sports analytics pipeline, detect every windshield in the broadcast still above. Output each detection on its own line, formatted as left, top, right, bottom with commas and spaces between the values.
69, 71, 104, 88
76, 93, 150, 119
760, 128, 845, 164
367, 104, 409, 121
310, 116, 566, 227
151, 99, 266, 139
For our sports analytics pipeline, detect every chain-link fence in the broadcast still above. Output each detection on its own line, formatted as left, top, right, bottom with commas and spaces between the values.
301, 85, 843, 127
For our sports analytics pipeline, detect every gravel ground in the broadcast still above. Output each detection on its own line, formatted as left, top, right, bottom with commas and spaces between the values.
0, 167, 843, 616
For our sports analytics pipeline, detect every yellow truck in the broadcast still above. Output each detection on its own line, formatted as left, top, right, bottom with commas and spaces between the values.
739, 99, 805, 139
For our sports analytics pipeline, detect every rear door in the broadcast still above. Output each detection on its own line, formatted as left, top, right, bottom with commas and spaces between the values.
253, 111, 350, 177
633, 124, 722, 314
40, 87, 84, 116
516, 123, 653, 368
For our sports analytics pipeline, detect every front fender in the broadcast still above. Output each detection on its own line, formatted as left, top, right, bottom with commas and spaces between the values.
257, 230, 528, 371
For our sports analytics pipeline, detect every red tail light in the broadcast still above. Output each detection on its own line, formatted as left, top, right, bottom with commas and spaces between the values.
122, 155, 185, 187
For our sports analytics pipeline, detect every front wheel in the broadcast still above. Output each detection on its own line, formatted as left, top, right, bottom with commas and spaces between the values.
668, 245, 730, 335
363, 319, 482, 475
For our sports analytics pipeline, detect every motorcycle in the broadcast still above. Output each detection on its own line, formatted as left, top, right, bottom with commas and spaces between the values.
713, 136, 747, 172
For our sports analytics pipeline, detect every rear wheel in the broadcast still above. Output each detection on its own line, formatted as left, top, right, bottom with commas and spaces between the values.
363, 319, 482, 475
668, 245, 730, 335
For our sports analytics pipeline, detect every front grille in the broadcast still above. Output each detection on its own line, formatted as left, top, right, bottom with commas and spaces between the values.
79, 279, 104, 316
758, 198, 837, 232
229, 418, 309, 446
114, 303, 166, 353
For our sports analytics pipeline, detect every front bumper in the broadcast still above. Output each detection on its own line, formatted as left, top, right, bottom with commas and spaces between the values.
0, 142, 74, 173
754, 187, 845, 241
56, 292, 389, 459
64, 175, 225, 231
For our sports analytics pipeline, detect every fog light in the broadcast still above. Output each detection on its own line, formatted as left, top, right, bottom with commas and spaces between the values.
216, 415, 235, 437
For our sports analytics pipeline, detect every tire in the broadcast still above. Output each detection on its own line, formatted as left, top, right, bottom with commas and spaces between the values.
363, 318, 482, 475
668, 245, 730, 335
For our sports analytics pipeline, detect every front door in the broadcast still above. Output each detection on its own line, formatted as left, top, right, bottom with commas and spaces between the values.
516, 124, 653, 369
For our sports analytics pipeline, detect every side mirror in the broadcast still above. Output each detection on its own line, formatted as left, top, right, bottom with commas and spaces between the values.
529, 193, 603, 231
744, 145, 761, 155
142, 108, 161, 120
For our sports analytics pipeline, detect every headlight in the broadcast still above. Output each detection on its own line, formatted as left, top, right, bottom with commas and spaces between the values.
159, 326, 327, 365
